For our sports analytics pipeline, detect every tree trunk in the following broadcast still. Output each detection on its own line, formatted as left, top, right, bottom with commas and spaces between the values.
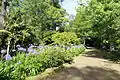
83, 37, 85, 46
2, 0, 7, 15
6, 38, 10, 55
0, 0, 7, 29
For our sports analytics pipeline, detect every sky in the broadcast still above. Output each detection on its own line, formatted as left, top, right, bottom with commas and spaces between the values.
61, 0, 78, 15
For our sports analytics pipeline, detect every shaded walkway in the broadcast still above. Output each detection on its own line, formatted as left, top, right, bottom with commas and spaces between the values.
36, 49, 120, 80
44, 66, 120, 80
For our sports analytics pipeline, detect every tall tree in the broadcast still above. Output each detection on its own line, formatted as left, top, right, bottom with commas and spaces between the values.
71, 0, 120, 50
70, 3, 92, 45
3, 0, 67, 47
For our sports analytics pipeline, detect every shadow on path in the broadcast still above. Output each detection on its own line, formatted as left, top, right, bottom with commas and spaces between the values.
43, 66, 120, 80
83, 49, 107, 59
34, 49, 120, 80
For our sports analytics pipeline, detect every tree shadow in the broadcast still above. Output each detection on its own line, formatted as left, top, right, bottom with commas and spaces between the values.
83, 49, 107, 59
43, 66, 120, 80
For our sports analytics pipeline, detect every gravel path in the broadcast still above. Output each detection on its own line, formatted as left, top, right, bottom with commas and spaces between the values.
36, 49, 120, 80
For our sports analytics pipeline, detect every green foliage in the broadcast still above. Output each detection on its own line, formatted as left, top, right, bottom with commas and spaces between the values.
52, 32, 80, 46
90, 0, 120, 47
0, 54, 45, 80
67, 46, 86, 57
69, 4, 93, 45
69, 0, 120, 60
0, 46, 85, 80
71, 6, 92, 37
104, 50, 120, 62
0, 0, 67, 49
40, 47, 73, 67
71, 0, 120, 49
42, 31, 56, 45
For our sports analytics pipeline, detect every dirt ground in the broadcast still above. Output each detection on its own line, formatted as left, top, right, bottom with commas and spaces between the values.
35, 49, 120, 80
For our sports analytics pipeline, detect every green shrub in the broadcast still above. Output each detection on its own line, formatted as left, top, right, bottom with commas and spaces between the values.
0, 46, 85, 80
42, 31, 56, 45
52, 32, 80, 46
104, 50, 120, 62
0, 47, 74, 80
0, 54, 44, 80
67, 46, 86, 57
41, 47, 73, 68
0, 61, 10, 80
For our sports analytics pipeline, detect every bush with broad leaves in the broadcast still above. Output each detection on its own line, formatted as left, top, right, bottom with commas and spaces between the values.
52, 32, 80, 46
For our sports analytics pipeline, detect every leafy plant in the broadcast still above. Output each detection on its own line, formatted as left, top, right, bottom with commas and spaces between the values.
42, 31, 56, 45
67, 45, 86, 57
0, 46, 86, 80
104, 50, 120, 62
52, 32, 80, 46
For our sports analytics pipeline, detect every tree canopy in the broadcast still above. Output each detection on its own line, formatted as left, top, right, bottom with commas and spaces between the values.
0, 0, 67, 55
71, 0, 120, 50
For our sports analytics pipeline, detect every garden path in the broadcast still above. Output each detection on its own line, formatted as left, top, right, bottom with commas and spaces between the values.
36, 49, 120, 80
